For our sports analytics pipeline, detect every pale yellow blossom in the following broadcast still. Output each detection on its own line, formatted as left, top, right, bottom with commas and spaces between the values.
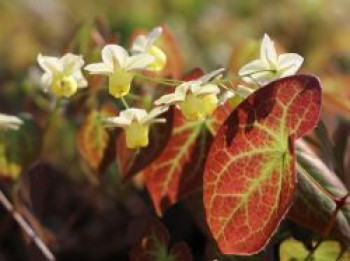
131, 27, 167, 72
104, 106, 168, 149
154, 69, 224, 121
37, 53, 87, 98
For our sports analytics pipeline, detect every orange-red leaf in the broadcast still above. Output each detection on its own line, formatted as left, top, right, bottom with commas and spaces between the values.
204, 75, 322, 255
77, 110, 110, 170
144, 103, 232, 215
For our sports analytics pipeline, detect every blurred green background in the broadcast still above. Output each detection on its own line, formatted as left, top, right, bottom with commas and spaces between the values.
0, 0, 349, 71
1, 0, 350, 117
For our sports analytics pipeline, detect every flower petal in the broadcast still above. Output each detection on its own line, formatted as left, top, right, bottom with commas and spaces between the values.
103, 116, 131, 128
238, 59, 267, 77
131, 35, 148, 53
192, 83, 220, 96
41, 72, 53, 87
141, 106, 168, 124
37, 54, 62, 73
60, 53, 84, 74
198, 68, 225, 84
124, 53, 154, 71
0, 113, 23, 130
218, 90, 234, 105
154, 92, 185, 106
260, 34, 278, 66
147, 26, 162, 45
120, 108, 148, 123
278, 53, 304, 76
249, 71, 276, 85
72, 71, 88, 88
102, 45, 129, 69
84, 62, 113, 75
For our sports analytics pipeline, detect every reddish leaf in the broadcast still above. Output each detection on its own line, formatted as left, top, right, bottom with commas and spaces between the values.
117, 69, 206, 181
288, 141, 350, 244
144, 103, 232, 215
204, 75, 322, 255
77, 110, 111, 170
129, 219, 192, 261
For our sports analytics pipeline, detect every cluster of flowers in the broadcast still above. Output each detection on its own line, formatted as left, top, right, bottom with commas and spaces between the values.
0, 28, 304, 149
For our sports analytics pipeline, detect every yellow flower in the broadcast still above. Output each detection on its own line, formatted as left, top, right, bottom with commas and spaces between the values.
85, 45, 154, 98
238, 34, 304, 85
103, 106, 168, 149
154, 69, 224, 121
131, 26, 167, 72
37, 53, 87, 98
0, 113, 23, 131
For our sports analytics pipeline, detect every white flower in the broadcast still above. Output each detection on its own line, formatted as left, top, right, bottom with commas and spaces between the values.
238, 34, 304, 85
218, 90, 234, 105
154, 69, 224, 121
0, 113, 23, 131
131, 26, 166, 72
85, 45, 154, 99
104, 106, 168, 149
37, 53, 87, 98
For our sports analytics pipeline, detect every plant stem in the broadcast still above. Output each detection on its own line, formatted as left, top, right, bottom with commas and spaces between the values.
43, 98, 62, 134
120, 97, 129, 109
0, 190, 55, 261
134, 73, 183, 86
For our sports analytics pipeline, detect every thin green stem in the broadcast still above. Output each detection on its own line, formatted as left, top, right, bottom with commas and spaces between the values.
120, 97, 129, 109
133, 68, 276, 91
134, 73, 183, 86
43, 98, 62, 134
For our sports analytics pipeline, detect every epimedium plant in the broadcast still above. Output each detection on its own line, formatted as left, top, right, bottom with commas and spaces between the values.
0, 23, 349, 260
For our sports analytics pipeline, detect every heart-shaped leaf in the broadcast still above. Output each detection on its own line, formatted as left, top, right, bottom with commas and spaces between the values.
204, 75, 322, 254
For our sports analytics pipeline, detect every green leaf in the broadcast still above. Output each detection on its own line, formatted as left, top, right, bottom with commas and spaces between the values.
280, 238, 350, 261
